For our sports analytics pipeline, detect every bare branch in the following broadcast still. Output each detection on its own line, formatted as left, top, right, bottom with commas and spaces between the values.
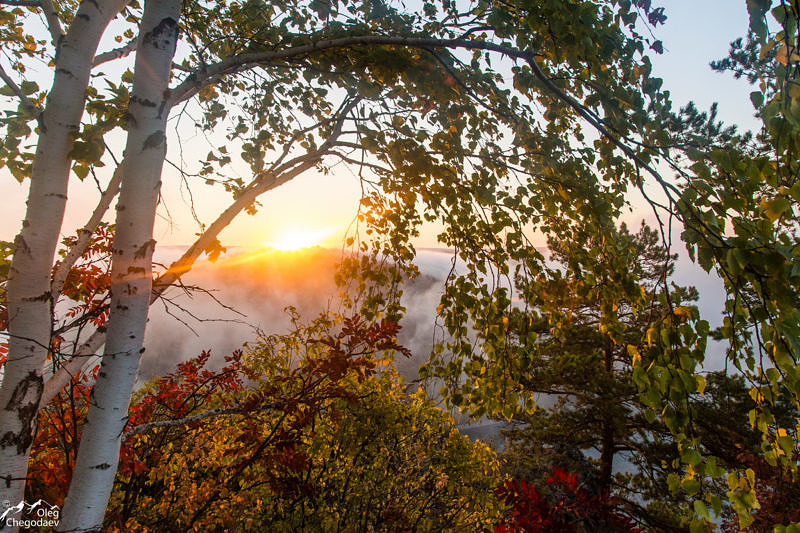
0, 62, 39, 116
93, 38, 137, 67
0, 0, 40, 6
122, 404, 261, 439
327, 152, 391, 174
169, 281, 247, 319
153, 97, 359, 292
154, 158, 321, 289
51, 162, 123, 300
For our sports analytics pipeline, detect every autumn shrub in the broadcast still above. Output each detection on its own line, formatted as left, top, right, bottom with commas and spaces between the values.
29, 314, 501, 531
491, 468, 641, 533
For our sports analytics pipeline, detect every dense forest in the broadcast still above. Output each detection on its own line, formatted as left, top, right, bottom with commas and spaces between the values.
1, 0, 800, 531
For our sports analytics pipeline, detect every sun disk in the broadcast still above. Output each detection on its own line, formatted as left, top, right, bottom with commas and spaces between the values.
264, 228, 330, 251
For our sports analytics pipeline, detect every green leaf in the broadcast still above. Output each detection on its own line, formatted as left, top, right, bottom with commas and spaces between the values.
681, 448, 703, 466
710, 495, 722, 517
20, 80, 38, 95
747, 0, 771, 40
667, 472, 680, 493
72, 164, 89, 180
693, 500, 711, 521
684, 478, 701, 496
764, 196, 791, 222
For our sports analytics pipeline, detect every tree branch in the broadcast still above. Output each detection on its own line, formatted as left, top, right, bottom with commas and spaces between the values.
168, 36, 522, 106
50, 162, 123, 300
93, 38, 137, 67
167, 34, 678, 203
0, 62, 39, 116
0, 0, 40, 6
39, 0, 64, 49
122, 405, 258, 439
153, 97, 358, 291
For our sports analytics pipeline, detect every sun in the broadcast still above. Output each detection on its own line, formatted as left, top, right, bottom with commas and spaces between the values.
263, 228, 330, 252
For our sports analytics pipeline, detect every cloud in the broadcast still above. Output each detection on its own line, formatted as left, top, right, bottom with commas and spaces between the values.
142, 243, 728, 393
141, 247, 450, 382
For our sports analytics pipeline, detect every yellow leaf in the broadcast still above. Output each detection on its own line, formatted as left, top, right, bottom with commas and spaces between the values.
627, 345, 641, 366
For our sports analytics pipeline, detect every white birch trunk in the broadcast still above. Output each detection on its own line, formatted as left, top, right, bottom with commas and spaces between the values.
0, 1, 124, 521
58, 1, 181, 530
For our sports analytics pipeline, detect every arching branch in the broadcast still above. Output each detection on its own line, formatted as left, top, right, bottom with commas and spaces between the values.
167, 35, 674, 199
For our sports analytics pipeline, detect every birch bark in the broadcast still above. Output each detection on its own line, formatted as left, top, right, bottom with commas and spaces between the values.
0, 0, 125, 519
58, 1, 181, 530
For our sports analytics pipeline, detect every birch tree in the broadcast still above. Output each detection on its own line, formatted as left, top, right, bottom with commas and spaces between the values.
0, 0, 130, 519
56, 1, 181, 528
3, 0, 795, 531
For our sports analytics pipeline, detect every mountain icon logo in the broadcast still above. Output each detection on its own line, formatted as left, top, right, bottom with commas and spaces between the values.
1, 498, 60, 527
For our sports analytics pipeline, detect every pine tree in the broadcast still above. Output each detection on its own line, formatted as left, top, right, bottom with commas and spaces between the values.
500, 222, 699, 531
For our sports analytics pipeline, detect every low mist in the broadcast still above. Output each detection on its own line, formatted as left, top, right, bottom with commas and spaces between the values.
141, 247, 449, 381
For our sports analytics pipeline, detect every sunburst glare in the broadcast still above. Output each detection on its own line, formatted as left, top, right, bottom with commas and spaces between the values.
263, 228, 332, 252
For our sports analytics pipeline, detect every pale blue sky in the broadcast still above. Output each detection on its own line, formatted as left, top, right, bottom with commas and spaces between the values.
648, 1, 757, 130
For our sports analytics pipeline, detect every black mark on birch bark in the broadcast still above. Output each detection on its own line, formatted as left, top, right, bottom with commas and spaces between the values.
134, 239, 156, 259
143, 17, 178, 51
131, 96, 157, 108
55, 68, 76, 80
0, 371, 43, 453
23, 292, 50, 303
142, 130, 165, 152
13, 235, 29, 255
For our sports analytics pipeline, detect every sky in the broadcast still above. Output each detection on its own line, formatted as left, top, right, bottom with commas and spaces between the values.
0, 0, 758, 252
648, 1, 758, 131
